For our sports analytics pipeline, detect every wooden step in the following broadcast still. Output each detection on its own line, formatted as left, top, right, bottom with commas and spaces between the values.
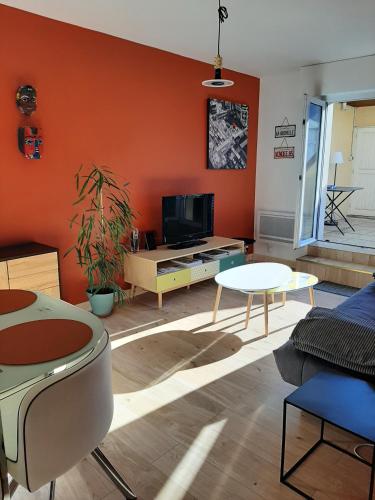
297, 255, 375, 288
308, 245, 375, 267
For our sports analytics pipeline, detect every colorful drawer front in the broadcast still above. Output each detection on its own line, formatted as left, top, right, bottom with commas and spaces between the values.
219, 253, 246, 272
156, 269, 191, 292
190, 261, 220, 281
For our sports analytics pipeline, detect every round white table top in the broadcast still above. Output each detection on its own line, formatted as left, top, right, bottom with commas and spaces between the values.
215, 262, 292, 292
240, 271, 318, 295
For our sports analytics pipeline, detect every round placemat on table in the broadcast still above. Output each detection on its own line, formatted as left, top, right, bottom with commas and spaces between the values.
0, 290, 37, 315
0, 319, 93, 365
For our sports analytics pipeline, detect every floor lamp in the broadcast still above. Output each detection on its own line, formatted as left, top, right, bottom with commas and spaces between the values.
326, 151, 345, 226
332, 151, 344, 186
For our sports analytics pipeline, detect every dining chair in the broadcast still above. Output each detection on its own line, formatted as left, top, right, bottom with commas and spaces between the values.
1, 331, 136, 499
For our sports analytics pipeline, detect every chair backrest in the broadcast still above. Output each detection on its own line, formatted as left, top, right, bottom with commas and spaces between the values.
6, 332, 113, 492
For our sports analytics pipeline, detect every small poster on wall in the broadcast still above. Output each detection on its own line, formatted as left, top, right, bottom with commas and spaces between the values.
274, 146, 295, 159
274, 117, 295, 159
275, 124, 296, 138
275, 117, 296, 138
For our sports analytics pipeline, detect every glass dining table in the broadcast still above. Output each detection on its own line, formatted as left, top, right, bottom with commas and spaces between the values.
0, 290, 105, 498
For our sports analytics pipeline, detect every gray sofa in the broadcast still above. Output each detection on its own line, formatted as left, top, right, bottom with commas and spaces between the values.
274, 281, 375, 386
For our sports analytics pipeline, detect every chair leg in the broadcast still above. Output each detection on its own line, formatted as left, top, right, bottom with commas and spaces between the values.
91, 447, 137, 500
354, 443, 373, 462
49, 480, 56, 500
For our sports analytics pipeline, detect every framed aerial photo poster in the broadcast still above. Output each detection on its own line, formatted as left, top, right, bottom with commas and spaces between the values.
207, 98, 248, 169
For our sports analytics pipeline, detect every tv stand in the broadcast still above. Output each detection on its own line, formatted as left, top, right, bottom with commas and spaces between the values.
124, 236, 246, 308
167, 240, 207, 250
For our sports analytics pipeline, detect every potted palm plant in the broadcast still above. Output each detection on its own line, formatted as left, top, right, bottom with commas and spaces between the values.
66, 165, 134, 316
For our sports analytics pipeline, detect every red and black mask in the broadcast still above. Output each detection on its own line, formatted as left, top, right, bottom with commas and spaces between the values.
18, 127, 43, 160
16, 85, 37, 116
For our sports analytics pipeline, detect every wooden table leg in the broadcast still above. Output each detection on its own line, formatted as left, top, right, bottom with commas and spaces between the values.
309, 286, 315, 306
158, 292, 163, 309
130, 284, 135, 300
212, 285, 223, 323
245, 293, 253, 329
269, 293, 274, 304
282, 292, 286, 306
264, 292, 269, 336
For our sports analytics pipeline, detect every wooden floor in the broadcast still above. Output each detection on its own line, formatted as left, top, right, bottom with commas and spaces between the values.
14, 281, 372, 499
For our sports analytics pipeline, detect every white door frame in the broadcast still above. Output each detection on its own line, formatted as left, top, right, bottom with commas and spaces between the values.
294, 96, 327, 248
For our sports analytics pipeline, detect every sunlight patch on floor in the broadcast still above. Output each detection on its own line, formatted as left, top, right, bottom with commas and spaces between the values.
154, 419, 227, 500
109, 342, 274, 433
109, 298, 311, 432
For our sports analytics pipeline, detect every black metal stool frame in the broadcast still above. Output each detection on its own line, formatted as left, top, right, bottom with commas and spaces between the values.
280, 399, 375, 500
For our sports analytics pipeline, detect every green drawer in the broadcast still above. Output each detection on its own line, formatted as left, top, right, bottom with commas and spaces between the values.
219, 253, 246, 272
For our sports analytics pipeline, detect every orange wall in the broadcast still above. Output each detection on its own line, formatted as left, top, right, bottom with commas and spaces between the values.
0, 5, 259, 304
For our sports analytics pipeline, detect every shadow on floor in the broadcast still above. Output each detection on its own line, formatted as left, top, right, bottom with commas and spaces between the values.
111, 329, 243, 392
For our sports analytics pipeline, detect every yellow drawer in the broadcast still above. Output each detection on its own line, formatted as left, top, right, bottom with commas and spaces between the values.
190, 261, 219, 281
156, 269, 191, 292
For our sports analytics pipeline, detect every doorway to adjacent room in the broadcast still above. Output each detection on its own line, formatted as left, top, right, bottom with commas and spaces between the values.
295, 97, 375, 252
322, 101, 375, 249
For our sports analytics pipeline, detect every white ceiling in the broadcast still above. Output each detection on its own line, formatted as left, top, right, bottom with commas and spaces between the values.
2, 0, 375, 76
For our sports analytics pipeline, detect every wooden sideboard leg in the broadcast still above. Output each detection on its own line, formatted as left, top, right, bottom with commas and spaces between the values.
245, 293, 253, 329
282, 292, 286, 306
309, 287, 315, 306
263, 292, 269, 336
158, 293, 163, 309
212, 285, 223, 323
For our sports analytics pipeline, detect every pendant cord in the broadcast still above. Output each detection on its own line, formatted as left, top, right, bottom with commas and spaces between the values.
217, 0, 228, 56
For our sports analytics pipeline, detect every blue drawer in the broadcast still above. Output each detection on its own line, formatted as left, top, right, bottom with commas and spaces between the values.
219, 253, 246, 272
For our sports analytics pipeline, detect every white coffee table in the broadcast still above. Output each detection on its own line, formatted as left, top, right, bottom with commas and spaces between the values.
213, 262, 293, 336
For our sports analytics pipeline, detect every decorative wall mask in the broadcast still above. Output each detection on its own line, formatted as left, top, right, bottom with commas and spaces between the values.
18, 127, 43, 160
16, 85, 37, 116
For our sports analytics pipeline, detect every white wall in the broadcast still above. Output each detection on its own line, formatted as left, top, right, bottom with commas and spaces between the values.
254, 54, 375, 260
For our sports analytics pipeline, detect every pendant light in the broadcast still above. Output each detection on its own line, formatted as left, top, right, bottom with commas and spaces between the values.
202, 0, 234, 87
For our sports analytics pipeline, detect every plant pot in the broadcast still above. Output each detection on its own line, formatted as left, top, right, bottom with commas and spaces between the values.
87, 288, 114, 317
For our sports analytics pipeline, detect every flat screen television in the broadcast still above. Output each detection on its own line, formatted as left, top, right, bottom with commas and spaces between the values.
162, 193, 214, 248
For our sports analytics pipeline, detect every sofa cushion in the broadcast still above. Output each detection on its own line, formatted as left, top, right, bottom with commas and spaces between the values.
291, 310, 375, 376
333, 281, 375, 326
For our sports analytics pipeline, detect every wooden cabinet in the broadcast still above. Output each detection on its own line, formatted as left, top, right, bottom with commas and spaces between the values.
0, 243, 60, 298
0, 262, 8, 289
125, 236, 245, 308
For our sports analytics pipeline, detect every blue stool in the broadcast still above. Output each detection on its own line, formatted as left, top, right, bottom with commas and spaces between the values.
281, 372, 375, 499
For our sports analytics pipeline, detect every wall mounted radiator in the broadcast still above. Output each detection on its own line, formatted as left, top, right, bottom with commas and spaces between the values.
257, 211, 295, 244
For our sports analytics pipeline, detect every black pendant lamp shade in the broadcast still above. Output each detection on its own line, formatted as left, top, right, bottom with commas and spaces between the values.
202, 1, 234, 87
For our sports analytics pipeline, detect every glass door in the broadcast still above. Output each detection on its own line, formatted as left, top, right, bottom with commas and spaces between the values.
294, 96, 327, 248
